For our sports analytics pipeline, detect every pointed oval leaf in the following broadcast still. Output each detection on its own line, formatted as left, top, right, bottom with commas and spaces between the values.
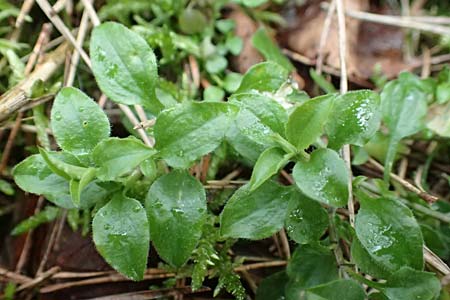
39, 148, 87, 180
235, 61, 289, 94
230, 92, 288, 136
286, 94, 334, 151
154, 102, 238, 169
13, 154, 75, 209
380, 73, 428, 179
90, 22, 163, 114
293, 148, 349, 207
287, 244, 338, 289
145, 171, 206, 267
255, 271, 288, 300
93, 194, 149, 281
355, 196, 424, 273
326, 90, 381, 149
51, 87, 110, 156
249, 147, 291, 191
220, 181, 291, 240
285, 191, 329, 244
351, 238, 392, 279
93, 137, 156, 181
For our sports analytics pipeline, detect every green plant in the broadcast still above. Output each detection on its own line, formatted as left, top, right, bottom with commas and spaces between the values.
11, 20, 448, 300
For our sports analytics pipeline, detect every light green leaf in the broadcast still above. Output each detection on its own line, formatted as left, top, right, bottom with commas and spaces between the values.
293, 148, 349, 207
11, 206, 60, 236
235, 61, 289, 94
178, 9, 207, 35
355, 196, 424, 274
145, 171, 206, 267
326, 90, 381, 149
93, 137, 156, 181
286, 94, 334, 151
220, 181, 291, 239
381, 267, 440, 300
306, 280, 365, 300
39, 148, 87, 180
230, 92, 288, 136
206, 55, 228, 74
69, 167, 97, 207
380, 72, 428, 180
51, 87, 110, 157
93, 194, 149, 281
154, 102, 238, 169
285, 191, 329, 244
287, 244, 338, 289
90, 22, 163, 114
249, 147, 291, 191
252, 27, 293, 71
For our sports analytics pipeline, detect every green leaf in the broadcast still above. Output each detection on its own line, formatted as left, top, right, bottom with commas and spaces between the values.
286, 94, 334, 151
178, 9, 207, 35
306, 279, 366, 300
309, 69, 337, 94
0, 179, 14, 196
154, 102, 238, 169
252, 27, 293, 71
69, 167, 97, 207
204, 85, 225, 102
11, 206, 60, 236
355, 196, 424, 274
93, 137, 156, 181
326, 90, 381, 149
351, 238, 392, 279
256, 271, 288, 300
234, 0, 268, 7
249, 147, 291, 191
220, 181, 291, 239
293, 148, 349, 207
39, 148, 87, 180
235, 61, 289, 94
230, 92, 288, 136
51, 87, 110, 157
90, 22, 163, 114
145, 171, 206, 267
286, 244, 338, 289
380, 267, 440, 300
93, 194, 149, 281
225, 35, 243, 56
380, 73, 428, 180
285, 191, 329, 244
206, 55, 228, 74
13, 154, 75, 209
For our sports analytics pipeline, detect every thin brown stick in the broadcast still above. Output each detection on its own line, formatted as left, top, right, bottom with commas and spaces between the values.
36, 219, 60, 275
316, 0, 336, 74
424, 246, 450, 276
0, 112, 22, 175
278, 229, 291, 259
14, 266, 60, 293
322, 2, 450, 36
368, 158, 439, 203
0, 267, 32, 284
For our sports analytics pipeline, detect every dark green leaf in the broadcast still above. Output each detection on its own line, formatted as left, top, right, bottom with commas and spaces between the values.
145, 171, 206, 267
90, 22, 163, 113
381, 267, 440, 300
249, 147, 291, 191
355, 196, 424, 274
220, 181, 291, 239
93, 137, 156, 181
286, 244, 338, 289
154, 102, 238, 169
285, 191, 329, 244
306, 279, 366, 300
380, 73, 428, 180
309, 69, 337, 94
252, 27, 293, 71
93, 194, 150, 281
51, 87, 110, 157
235, 61, 289, 94
351, 238, 392, 279
326, 90, 381, 149
11, 206, 60, 236
256, 271, 288, 300
293, 148, 349, 207
286, 95, 334, 151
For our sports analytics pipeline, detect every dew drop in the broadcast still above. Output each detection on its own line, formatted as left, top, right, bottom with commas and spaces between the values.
104, 224, 112, 230
54, 113, 62, 121
133, 206, 141, 213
